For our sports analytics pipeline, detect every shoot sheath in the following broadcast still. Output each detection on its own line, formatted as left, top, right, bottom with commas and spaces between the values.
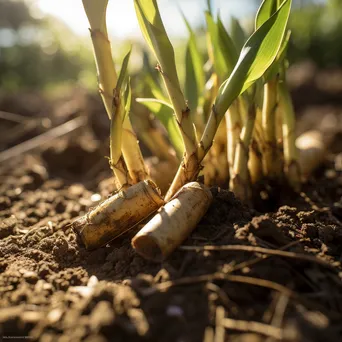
83, 0, 148, 186
72, 180, 164, 250
132, 182, 212, 261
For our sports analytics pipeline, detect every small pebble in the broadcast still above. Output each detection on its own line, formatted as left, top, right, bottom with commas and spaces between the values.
91, 193, 101, 202
68, 286, 93, 298
69, 184, 85, 197
21, 311, 42, 323
335, 153, 342, 171
0, 196, 11, 210
325, 169, 337, 179
87, 275, 98, 288
23, 271, 39, 284
89, 301, 115, 329
0, 216, 17, 238
47, 308, 63, 324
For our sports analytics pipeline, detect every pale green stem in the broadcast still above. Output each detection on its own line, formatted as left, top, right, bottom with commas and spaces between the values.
261, 79, 279, 178
278, 80, 300, 190
248, 138, 263, 185
88, 29, 148, 186
109, 94, 131, 187
225, 101, 242, 176
121, 117, 149, 184
230, 106, 256, 202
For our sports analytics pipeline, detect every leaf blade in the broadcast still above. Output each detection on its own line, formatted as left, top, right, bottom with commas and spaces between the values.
217, 15, 239, 75
183, 15, 205, 112
205, 11, 228, 78
215, 0, 292, 115
136, 98, 184, 158
255, 0, 278, 29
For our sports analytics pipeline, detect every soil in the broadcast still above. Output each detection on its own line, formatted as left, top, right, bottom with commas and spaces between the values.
1, 65, 342, 342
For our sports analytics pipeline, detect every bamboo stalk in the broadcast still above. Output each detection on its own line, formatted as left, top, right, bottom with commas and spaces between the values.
203, 115, 228, 186
249, 108, 265, 184
150, 73, 199, 200
72, 180, 164, 250
83, 0, 148, 186
121, 118, 149, 183
132, 182, 212, 261
225, 100, 242, 176
89, 29, 116, 121
248, 138, 264, 185
86, 13, 128, 186
165, 97, 240, 201
261, 79, 279, 177
278, 79, 300, 189
109, 87, 131, 187
164, 102, 224, 201
135, 0, 199, 200
230, 106, 257, 202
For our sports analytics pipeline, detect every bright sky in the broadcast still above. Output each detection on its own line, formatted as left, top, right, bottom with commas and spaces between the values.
33, 0, 328, 40
34, 0, 258, 39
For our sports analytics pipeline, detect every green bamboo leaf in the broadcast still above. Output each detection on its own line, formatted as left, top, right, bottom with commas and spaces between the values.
142, 48, 169, 100
142, 49, 159, 83
138, 97, 173, 109
215, 0, 291, 115
207, 0, 213, 14
256, 0, 278, 29
185, 43, 198, 112
256, 0, 291, 82
230, 17, 246, 53
183, 15, 205, 112
205, 12, 228, 78
134, 0, 185, 111
202, 74, 218, 121
116, 48, 131, 92
136, 98, 184, 158
144, 73, 170, 104
264, 29, 291, 81
217, 15, 238, 75
123, 79, 132, 120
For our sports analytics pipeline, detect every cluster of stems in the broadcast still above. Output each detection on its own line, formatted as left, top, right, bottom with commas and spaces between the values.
74, 0, 323, 260
84, 0, 299, 204
83, 0, 149, 189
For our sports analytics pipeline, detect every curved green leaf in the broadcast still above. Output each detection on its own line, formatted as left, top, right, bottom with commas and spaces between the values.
205, 11, 228, 78
116, 48, 131, 92
183, 15, 205, 112
123, 79, 132, 121
230, 17, 246, 53
215, 0, 292, 116
256, 0, 278, 29
145, 73, 169, 103
256, 0, 291, 82
217, 16, 239, 75
136, 98, 184, 158
207, 0, 213, 15
264, 29, 291, 81
134, 0, 186, 116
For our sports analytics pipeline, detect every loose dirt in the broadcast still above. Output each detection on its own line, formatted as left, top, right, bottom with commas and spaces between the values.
1, 74, 342, 341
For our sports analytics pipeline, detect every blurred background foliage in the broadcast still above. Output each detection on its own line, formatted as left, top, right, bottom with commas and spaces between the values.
289, 0, 342, 67
0, 0, 340, 94
0, 0, 95, 92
